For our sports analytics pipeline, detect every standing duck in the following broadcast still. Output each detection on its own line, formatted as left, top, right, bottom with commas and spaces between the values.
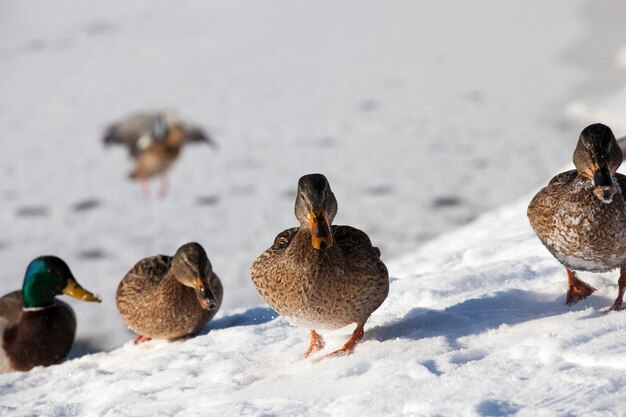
103, 111, 216, 196
251, 174, 389, 357
116, 242, 223, 343
528, 123, 626, 311
0, 256, 101, 373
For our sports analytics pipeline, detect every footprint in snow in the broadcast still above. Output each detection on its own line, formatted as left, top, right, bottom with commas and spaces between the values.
16, 205, 49, 217
73, 198, 102, 212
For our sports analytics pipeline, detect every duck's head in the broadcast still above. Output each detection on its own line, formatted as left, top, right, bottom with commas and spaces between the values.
573, 123, 623, 203
295, 173, 338, 250
152, 115, 186, 147
22, 256, 101, 309
170, 242, 219, 310
151, 114, 169, 140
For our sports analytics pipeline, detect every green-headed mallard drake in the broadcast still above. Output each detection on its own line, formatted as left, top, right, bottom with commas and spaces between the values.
116, 242, 223, 343
528, 123, 626, 311
251, 173, 389, 357
103, 111, 216, 196
0, 256, 101, 373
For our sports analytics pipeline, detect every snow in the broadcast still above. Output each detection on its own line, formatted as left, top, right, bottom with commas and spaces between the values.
2, 0, 626, 415
3, 200, 626, 416
2, 0, 621, 352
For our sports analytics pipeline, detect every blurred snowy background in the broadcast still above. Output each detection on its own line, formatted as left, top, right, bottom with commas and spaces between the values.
1, 0, 625, 353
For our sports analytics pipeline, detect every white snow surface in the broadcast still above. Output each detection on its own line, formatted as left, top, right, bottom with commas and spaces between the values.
3, 199, 626, 417
2, 0, 625, 352
3, 0, 626, 415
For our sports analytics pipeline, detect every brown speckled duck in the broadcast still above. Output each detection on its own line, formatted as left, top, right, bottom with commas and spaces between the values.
528, 123, 626, 311
0, 256, 101, 373
251, 174, 389, 357
103, 111, 216, 196
116, 242, 223, 343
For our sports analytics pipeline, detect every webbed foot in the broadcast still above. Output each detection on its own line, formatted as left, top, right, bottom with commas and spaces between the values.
322, 324, 365, 359
566, 269, 596, 305
134, 335, 152, 344
304, 330, 325, 358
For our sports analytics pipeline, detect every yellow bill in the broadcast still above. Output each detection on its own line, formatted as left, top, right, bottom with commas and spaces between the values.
63, 277, 102, 302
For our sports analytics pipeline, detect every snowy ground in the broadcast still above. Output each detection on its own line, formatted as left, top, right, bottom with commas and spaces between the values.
3, 198, 626, 416
1, 0, 625, 352
2, 0, 626, 415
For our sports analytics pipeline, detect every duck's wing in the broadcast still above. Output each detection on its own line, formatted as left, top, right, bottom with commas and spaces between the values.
103, 113, 162, 158
0, 291, 23, 325
250, 227, 299, 275
333, 226, 382, 258
186, 126, 217, 149
547, 169, 578, 187
257, 228, 299, 258
117, 255, 172, 294
333, 225, 388, 279
614, 172, 626, 201
528, 170, 578, 223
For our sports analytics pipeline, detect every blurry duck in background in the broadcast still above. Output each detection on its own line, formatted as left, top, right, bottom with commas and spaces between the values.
103, 111, 216, 196
0, 256, 101, 373
528, 123, 626, 311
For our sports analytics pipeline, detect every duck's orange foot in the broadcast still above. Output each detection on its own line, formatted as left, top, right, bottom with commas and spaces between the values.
605, 272, 626, 313
134, 335, 152, 345
304, 330, 325, 358
158, 176, 169, 198
566, 269, 596, 305
320, 324, 365, 360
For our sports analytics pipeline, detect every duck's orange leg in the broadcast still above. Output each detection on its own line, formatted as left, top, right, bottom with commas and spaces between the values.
138, 176, 150, 198
134, 335, 152, 344
566, 269, 596, 305
158, 176, 169, 197
606, 271, 626, 312
304, 330, 325, 357
326, 324, 365, 358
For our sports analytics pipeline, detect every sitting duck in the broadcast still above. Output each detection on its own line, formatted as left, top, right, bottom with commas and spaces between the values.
0, 256, 101, 373
116, 242, 223, 343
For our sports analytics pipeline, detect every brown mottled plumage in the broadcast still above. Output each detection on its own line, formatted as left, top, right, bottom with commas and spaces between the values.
251, 174, 389, 357
528, 123, 626, 310
116, 242, 223, 341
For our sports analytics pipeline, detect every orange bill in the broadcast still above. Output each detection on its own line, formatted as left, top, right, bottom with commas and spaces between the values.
194, 277, 218, 310
309, 209, 333, 250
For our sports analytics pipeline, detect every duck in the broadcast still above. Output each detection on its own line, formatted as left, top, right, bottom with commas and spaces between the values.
103, 111, 216, 196
116, 242, 223, 343
617, 134, 626, 157
528, 123, 626, 311
251, 173, 389, 357
0, 256, 101, 373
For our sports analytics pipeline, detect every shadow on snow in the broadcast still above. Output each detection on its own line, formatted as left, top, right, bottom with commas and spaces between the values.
200, 306, 278, 334
367, 288, 613, 347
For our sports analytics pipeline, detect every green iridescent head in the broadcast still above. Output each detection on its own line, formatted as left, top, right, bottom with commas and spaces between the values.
22, 256, 101, 308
